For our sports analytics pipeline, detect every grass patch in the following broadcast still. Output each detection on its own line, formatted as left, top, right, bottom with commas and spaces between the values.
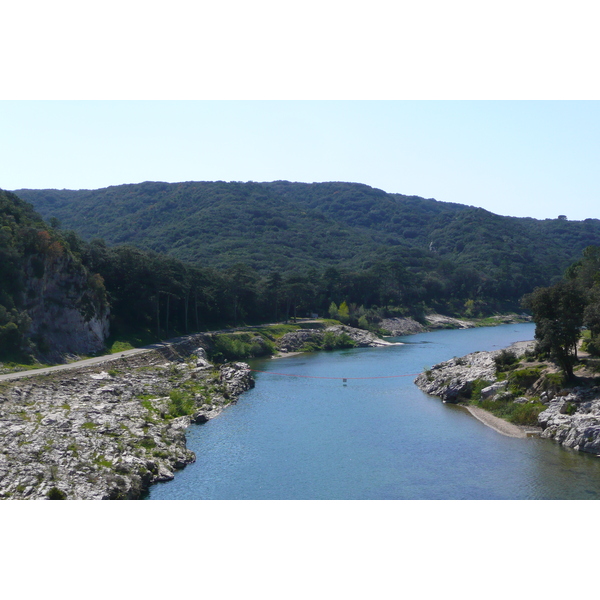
209, 333, 275, 362
470, 378, 493, 401
94, 454, 113, 468
477, 397, 545, 426
540, 372, 565, 392
507, 367, 543, 394
250, 324, 300, 339
167, 389, 196, 418
138, 437, 157, 449
101, 327, 158, 355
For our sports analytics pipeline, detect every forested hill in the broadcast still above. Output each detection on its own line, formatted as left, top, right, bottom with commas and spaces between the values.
17, 180, 600, 280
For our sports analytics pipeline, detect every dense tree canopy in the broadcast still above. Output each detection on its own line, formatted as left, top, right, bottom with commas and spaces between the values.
524, 245, 600, 378
6, 181, 600, 363
524, 281, 586, 379
16, 181, 600, 309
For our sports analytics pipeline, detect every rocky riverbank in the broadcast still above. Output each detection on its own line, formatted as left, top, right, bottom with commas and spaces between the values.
537, 387, 600, 454
414, 341, 535, 403
415, 340, 600, 455
378, 313, 531, 337
276, 324, 397, 353
414, 341, 541, 438
0, 336, 254, 500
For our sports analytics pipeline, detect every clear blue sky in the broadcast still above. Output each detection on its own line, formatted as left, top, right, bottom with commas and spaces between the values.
2, 2, 599, 222
1, 100, 599, 221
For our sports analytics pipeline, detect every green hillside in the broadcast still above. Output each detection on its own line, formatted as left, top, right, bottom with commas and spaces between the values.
17, 181, 600, 283
12, 181, 600, 316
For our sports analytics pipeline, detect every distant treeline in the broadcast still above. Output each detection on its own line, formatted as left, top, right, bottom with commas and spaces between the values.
63, 231, 526, 341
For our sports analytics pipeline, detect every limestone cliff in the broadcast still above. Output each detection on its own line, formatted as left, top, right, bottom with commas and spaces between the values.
0, 189, 110, 362
22, 251, 109, 361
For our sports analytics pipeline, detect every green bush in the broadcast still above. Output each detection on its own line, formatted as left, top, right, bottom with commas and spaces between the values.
47, 487, 67, 500
470, 378, 493, 401
209, 333, 275, 362
494, 349, 519, 371
167, 389, 196, 418
564, 402, 577, 416
507, 367, 542, 394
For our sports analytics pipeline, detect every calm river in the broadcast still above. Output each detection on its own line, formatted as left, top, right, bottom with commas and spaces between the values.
147, 322, 600, 500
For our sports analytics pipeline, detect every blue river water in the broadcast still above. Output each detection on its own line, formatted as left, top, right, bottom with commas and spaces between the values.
147, 322, 600, 500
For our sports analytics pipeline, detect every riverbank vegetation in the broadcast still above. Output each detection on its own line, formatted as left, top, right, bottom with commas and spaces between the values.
523, 245, 600, 379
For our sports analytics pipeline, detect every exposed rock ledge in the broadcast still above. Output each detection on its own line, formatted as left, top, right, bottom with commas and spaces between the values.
277, 324, 398, 353
0, 341, 254, 500
537, 389, 600, 455
414, 341, 539, 438
377, 313, 531, 337
379, 317, 426, 336
414, 341, 535, 403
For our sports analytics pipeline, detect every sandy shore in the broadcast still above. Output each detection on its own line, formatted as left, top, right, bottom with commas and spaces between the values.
465, 405, 540, 438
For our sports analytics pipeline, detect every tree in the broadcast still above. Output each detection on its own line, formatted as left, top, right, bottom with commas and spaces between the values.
328, 301, 339, 319
266, 271, 283, 322
338, 301, 350, 322
524, 281, 586, 379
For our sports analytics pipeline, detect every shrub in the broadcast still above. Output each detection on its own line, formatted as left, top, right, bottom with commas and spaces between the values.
585, 338, 600, 357
167, 389, 195, 418
138, 437, 157, 450
507, 367, 542, 394
47, 487, 67, 500
209, 333, 274, 362
509, 401, 546, 426
357, 315, 369, 330
540, 372, 565, 392
494, 349, 519, 371
470, 378, 493, 401
564, 402, 577, 416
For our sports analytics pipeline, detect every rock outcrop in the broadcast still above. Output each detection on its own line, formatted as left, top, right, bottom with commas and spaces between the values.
277, 324, 396, 353
414, 351, 497, 403
22, 252, 109, 361
415, 340, 600, 456
424, 314, 476, 329
0, 344, 254, 500
379, 317, 425, 336
414, 341, 534, 403
537, 389, 600, 454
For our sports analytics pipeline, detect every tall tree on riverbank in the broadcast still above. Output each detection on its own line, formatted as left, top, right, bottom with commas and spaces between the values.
524, 281, 586, 379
